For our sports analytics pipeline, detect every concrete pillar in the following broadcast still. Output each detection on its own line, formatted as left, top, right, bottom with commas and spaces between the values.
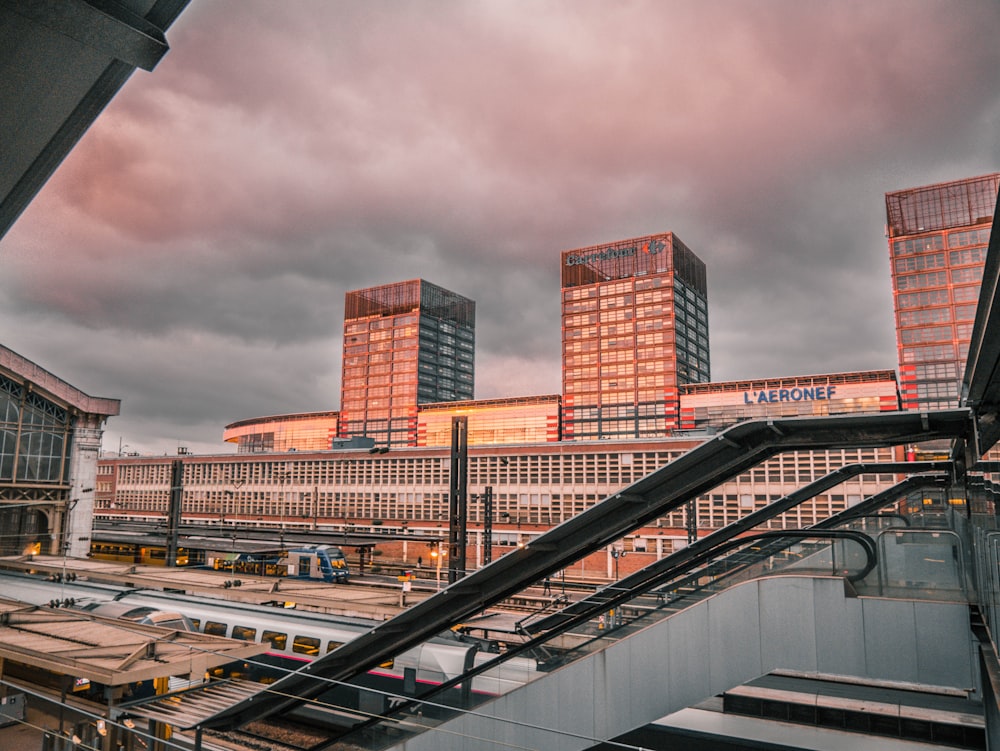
65, 417, 104, 558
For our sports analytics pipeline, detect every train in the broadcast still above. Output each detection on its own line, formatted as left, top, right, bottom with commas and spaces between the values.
89, 541, 194, 566
0, 570, 540, 720
89, 540, 351, 583
80, 599, 195, 632
2, 572, 195, 631
210, 544, 351, 584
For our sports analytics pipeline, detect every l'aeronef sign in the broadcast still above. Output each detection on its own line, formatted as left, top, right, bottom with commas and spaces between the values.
744, 386, 837, 404
565, 238, 667, 266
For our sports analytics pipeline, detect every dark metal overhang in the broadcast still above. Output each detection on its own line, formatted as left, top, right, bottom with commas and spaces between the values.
960, 186, 1000, 454
0, 0, 190, 241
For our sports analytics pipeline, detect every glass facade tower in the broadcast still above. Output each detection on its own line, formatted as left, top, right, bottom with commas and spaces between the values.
561, 232, 709, 440
886, 174, 999, 410
340, 279, 475, 447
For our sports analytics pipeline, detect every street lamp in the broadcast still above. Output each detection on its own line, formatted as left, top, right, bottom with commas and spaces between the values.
230, 533, 237, 588
429, 544, 446, 590
610, 545, 626, 580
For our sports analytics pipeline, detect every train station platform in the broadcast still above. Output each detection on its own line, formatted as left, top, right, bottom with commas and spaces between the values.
0, 554, 428, 621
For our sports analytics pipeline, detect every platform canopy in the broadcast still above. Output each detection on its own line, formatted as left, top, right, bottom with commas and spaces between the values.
0, 598, 264, 686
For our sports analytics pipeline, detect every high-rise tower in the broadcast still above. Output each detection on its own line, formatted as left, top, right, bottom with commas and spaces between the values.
340, 279, 475, 447
886, 174, 999, 410
561, 232, 709, 440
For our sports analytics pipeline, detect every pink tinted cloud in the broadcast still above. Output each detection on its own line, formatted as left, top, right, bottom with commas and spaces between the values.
35, 0, 997, 259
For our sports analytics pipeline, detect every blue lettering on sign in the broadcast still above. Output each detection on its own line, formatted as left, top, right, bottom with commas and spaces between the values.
743, 385, 837, 404
565, 238, 666, 266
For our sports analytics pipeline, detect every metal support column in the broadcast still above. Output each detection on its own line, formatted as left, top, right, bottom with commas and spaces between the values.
448, 417, 468, 584
483, 486, 493, 565
165, 459, 183, 567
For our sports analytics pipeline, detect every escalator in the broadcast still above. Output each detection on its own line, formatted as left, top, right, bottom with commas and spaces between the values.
189, 412, 971, 733
320, 468, 960, 749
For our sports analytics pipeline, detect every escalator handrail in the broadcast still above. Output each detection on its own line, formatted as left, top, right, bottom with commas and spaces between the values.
330, 528, 876, 746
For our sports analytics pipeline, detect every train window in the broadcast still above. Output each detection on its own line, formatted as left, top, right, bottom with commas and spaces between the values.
156, 617, 192, 632
292, 635, 320, 656
190, 618, 200, 630
326, 641, 344, 653
262, 631, 287, 650
204, 621, 228, 636
232, 625, 257, 641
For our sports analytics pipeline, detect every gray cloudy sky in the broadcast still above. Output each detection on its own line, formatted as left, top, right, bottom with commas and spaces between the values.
2, 1, 999, 455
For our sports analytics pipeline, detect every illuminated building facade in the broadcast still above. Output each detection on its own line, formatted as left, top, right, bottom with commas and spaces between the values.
886, 173, 999, 409
416, 395, 561, 447
95, 438, 901, 574
561, 232, 709, 440
679, 370, 900, 431
340, 280, 475, 447
223, 412, 340, 454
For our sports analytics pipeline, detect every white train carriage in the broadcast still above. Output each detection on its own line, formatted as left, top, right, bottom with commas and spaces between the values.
0, 571, 539, 715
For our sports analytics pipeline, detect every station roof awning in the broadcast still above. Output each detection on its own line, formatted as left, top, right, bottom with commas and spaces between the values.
93, 531, 289, 557
0, 598, 264, 686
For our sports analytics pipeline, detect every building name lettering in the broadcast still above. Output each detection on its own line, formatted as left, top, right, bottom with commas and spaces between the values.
566, 239, 666, 267
743, 385, 837, 404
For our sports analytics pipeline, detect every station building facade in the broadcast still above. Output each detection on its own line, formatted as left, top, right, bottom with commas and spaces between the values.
0, 344, 119, 557
97, 368, 905, 577
339, 279, 475, 448
561, 232, 709, 441
886, 173, 999, 410
94, 436, 902, 578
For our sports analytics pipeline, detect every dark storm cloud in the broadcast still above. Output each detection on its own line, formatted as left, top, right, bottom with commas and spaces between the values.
1, 1, 998, 453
